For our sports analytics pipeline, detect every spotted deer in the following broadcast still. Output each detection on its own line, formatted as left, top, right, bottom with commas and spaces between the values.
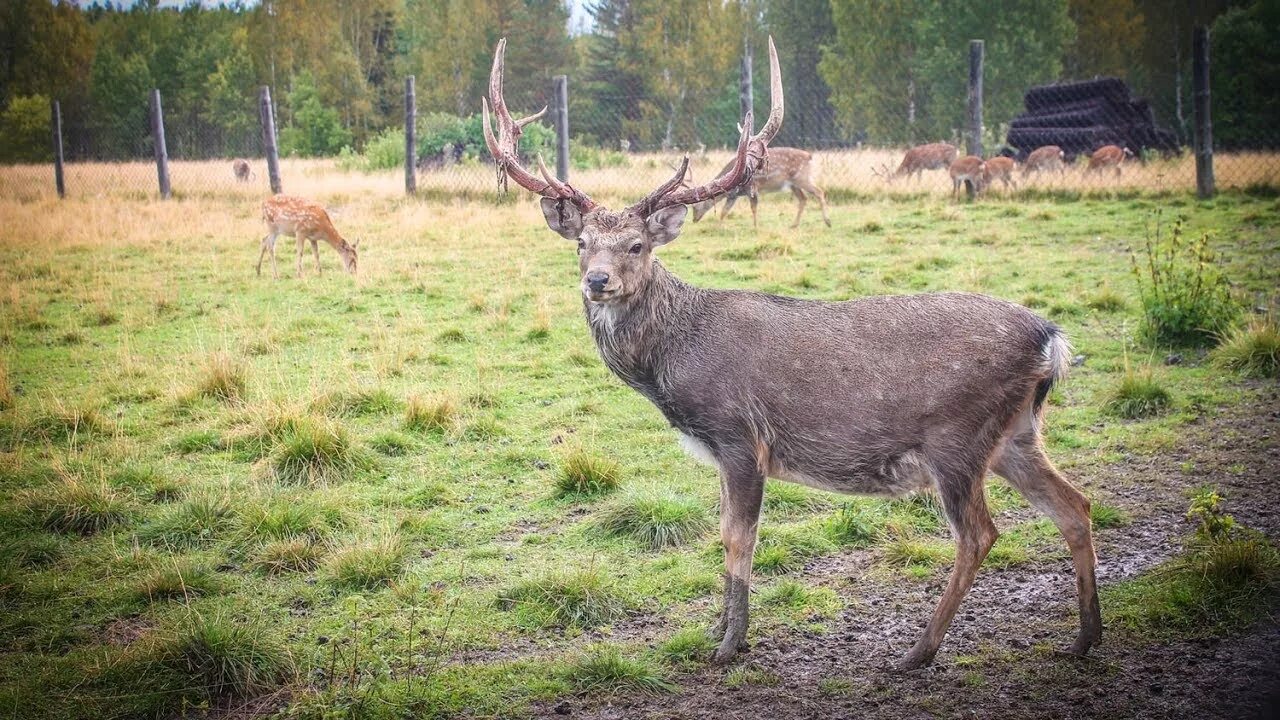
232, 158, 254, 182
484, 36, 1099, 669
982, 156, 1017, 191
1086, 144, 1133, 178
1023, 145, 1066, 178
257, 195, 359, 279
873, 142, 959, 183
949, 155, 987, 199
689, 147, 830, 229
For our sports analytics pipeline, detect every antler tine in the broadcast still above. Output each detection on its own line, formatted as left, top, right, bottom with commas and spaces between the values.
629, 36, 784, 217
628, 155, 692, 218
484, 38, 596, 211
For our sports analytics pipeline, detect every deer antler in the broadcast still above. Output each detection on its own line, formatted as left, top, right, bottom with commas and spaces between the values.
871, 163, 891, 181
483, 38, 596, 213
626, 36, 784, 218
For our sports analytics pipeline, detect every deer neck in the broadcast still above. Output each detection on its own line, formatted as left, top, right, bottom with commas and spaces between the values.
584, 260, 693, 395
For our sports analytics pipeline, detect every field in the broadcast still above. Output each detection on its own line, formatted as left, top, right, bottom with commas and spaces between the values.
1, 174, 1278, 719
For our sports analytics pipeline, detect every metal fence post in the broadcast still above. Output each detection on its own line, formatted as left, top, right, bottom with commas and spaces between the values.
1193, 26, 1214, 199
150, 89, 171, 199
259, 86, 282, 194
553, 75, 569, 181
405, 76, 417, 196
52, 99, 65, 199
967, 39, 984, 158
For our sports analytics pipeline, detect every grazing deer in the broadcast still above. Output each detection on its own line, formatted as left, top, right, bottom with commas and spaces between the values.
232, 158, 254, 182
949, 155, 987, 199
257, 195, 359, 279
484, 36, 1099, 669
873, 142, 959, 183
982, 156, 1017, 191
1086, 145, 1133, 178
689, 147, 831, 229
1022, 145, 1066, 178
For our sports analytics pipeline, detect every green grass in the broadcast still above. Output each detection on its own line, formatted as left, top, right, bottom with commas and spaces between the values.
150, 613, 295, 698
554, 450, 621, 497
499, 568, 628, 628
1104, 364, 1173, 419
1212, 316, 1280, 378
1090, 500, 1132, 529
2, 193, 1276, 717
562, 645, 674, 695
596, 492, 712, 550
134, 560, 222, 602
188, 352, 248, 402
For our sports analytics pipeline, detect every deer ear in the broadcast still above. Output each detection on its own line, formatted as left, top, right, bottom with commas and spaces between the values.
645, 205, 687, 246
540, 198, 584, 240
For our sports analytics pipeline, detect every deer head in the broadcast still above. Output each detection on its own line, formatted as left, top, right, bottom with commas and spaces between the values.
482, 37, 783, 304
340, 238, 360, 274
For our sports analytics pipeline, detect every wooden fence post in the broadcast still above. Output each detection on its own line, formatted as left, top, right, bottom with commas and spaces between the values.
52, 99, 65, 199
259, 86, 282, 194
150, 89, 171, 199
739, 37, 753, 123
553, 75, 569, 181
967, 39, 984, 158
405, 75, 417, 195
1193, 26, 1215, 199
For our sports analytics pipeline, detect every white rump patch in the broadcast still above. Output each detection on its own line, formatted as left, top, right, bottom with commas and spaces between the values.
678, 433, 719, 469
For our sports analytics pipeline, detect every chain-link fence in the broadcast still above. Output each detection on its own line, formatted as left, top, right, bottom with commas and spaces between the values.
3, 31, 1277, 205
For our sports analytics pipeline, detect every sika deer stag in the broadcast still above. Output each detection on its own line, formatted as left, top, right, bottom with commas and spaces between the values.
485, 36, 1099, 668
257, 195, 359, 279
689, 147, 831, 229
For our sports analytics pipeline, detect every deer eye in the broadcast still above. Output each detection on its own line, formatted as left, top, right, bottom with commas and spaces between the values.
576, 239, 585, 253
628, 242, 644, 255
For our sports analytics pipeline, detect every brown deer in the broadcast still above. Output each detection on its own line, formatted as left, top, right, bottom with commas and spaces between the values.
483, 36, 1100, 669
1022, 145, 1066, 178
689, 147, 831, 229
874, 142, 959, 183
949, 155, 986, 199
982, 156, 1017, 191
232, 158, 254, 182
1086, 144, 1133, 178
257, 195, 359, 279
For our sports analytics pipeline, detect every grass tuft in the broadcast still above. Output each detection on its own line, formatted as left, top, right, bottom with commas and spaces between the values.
311, 387, 400, 417
137, 495, 238, 548
597, 493, 712, 550
367, 430, 416, 456
31, 474, 130, 535
1104, 363, 1172, 419
250, 538, 325, 575
323, 534, 406, 590
563, 645, 674, 695
153, 613, 294, 698
135, 560, 221, 602
499, 568, 627, 628
403, 393, 456, 434
882, 537, 954, 569
0, 361, 12, 411
826, 503, 884, 547
238, 497, 342, 543
554, 450, 621, 498
1090, 500, 1132, 529
190, 353, 248, 402
1212, 316, 1280, 378
262, 417, 374, 485
657, 627, 715, 666
762, 480, 832, 514
28, 399, 104, 442
0, 534, 65, 568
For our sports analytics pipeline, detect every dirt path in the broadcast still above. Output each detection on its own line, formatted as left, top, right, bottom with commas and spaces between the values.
533, 387, 1280, 720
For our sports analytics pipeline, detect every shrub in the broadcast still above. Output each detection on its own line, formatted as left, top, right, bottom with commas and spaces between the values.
1104, 363, 1172, 419
499, 568, 627, 628
597, 493, 712, 550
0, 94, 51, 162
336, 127, 404, 171
1212, 316, 1280, 378
563, 645, 674, 695
323, 534, 405, 590
1130, 214, 1238, 347
554, 450, 621, 497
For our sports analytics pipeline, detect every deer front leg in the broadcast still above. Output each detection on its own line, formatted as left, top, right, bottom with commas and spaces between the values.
748, 191, 759, 231
711, 459, 765, 665
256, 232, 277, 279
311, 239, 322, 274
789, 186, 806, 228
295, 236, 306, 278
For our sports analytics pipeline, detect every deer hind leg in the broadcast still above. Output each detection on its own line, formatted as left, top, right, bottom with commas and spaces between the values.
810, 184, 831, 227
992, 428, 1101, 656
719, 195, 738, 222
295, 235, 307, 278
311, 238, 322, 274
788, 186, 806, 228
901, 462, 997, 670
748, 192, 759, 231
711, 455, 765, 664
257, 232, 278, 279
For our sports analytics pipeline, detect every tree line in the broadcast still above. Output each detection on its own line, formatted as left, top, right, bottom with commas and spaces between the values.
0, 0, 1274, 164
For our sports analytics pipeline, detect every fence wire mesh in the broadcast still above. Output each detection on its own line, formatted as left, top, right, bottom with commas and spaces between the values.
2, 10, 1277, 206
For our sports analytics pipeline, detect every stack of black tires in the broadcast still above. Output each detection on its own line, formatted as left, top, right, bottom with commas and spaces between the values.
1006, 78, 1180, 161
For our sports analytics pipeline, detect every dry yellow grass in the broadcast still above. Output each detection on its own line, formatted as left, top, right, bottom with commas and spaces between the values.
1, 148, 1275, 207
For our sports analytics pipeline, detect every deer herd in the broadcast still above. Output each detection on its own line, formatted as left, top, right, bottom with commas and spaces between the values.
235, 36, 1112, 676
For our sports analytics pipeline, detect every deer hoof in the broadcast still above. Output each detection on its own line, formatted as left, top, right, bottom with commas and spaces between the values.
896, 648, 934, 671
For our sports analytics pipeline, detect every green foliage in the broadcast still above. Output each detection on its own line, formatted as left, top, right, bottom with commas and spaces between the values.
826, 502, 883, 547
563, 645, 674, 695
1104, 363, 1172, 419
757, 579, 841, 618
1090, 501, 1132, 529
278, 72, 352, 158
1212, 0, 1280, 150
597, 493, 712, 550
1130, 215, 1239, 347
336, 127, 405, 172
554, 450, 621, 498
1187, 487, 1236, 542
415, 112, 554, 164
499, 569, 627, 629
657, 627, 715, 666
0, 95, 51, 162
1212, 316, 1280, 378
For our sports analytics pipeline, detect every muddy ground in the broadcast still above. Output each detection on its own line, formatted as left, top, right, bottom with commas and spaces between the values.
531, 387, 1280, 720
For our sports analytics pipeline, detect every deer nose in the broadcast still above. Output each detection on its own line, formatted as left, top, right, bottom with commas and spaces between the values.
585, 271, 610, 292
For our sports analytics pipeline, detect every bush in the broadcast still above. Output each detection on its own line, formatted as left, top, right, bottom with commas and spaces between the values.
1130, 214, 1238, 347
335, 127, 404, 172
415, 111, 555, 165
1212, 316, 1280, 378
0, 94, 51, 162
